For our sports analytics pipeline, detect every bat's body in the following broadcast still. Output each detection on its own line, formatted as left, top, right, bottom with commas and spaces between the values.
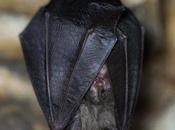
20, 0, 144, 130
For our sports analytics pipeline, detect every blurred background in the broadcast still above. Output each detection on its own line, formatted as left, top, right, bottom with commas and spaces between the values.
0, 0, 175, 130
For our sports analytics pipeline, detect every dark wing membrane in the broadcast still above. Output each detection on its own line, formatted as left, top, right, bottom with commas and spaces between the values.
46, 13, 86, 123
118, 10, 144, 120
19, 7, 52, 122
20, 8, 86, 129
107, 30, 128, 130
107, 10, 144, 130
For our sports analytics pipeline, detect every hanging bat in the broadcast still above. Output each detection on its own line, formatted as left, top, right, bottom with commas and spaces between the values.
19, 0, 144, 130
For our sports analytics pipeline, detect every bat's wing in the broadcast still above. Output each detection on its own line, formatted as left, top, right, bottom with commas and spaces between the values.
20, 6, 124, 130
107, 9, 144, 130
20, 7, 54, 125
20, 7, 51, 120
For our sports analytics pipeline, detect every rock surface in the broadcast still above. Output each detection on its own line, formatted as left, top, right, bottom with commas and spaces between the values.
0, 0, 48, 15
0, 65, 49, 130
0, 12, 29, 59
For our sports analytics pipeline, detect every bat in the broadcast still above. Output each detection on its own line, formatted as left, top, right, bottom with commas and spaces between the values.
19, 0, 144, 130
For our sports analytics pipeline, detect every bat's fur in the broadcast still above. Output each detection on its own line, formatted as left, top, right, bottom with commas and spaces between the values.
67, 65, 116, 130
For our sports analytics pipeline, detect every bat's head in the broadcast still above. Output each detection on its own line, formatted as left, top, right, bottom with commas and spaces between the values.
49, 0, 121, 5
47, 0, 122, 16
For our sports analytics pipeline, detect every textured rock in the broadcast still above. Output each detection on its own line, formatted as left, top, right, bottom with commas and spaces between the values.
0, 65, 50, 130
124, 0, 164, 54
0, 12, 29, 59
163, 0, 175, 51
0, 0, 48, 15
132, 51, 175, 130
